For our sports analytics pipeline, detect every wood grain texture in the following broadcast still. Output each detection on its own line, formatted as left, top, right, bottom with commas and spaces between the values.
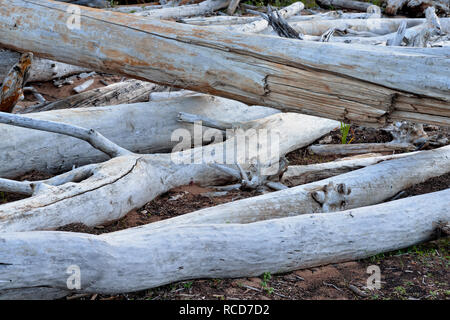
1, 188, 448, 299
0, 0, 448, 126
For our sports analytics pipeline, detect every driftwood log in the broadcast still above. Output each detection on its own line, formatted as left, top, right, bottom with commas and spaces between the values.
307, 142, 416, 156
281, 151, 418, 185
20, 79, 160, 113
0, 111, 339, 232
0, 95, 279, 179
1, 0, 449, 127
1, 187, 448, 299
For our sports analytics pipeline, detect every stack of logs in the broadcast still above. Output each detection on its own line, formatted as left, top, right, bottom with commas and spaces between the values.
0, 0, 448, 300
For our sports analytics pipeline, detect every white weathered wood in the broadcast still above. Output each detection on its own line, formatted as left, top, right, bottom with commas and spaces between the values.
0, 113, 338, 232
211, 2, 304, 33
307, 142, 416, 156
2, 0, 448, 126
281, 151, 418, 186
406, 7, 442, 47
0, 112, 131, 158
114, 145, 450, 229
290, 18, 426, 36
227, 0, 241, 15
149, 89, 198, 101
1, 188, 448, 299
72, 79, 94, 94
180, 15, 260, 25
134, 0, 230, 19
0, 95, 279, 179
21, 80, 159, 113
0, 49, 89, 83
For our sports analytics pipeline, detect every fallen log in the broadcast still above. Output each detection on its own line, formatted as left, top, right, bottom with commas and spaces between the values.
307, 142, 416, 156
1, 188, 448, 299
0, 112, 338, 232
134, 0, 230, 19
0, 95, 279, 179
211, 2, 304, 34
290, 18, 427, 36
20, 79, 159, 113
0, 49, 89, 83
2, 0, 449, 126
281, 151, 418, 186
110, 145, 450, 229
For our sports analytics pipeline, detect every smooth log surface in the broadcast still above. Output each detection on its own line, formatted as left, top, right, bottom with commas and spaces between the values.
0, 0, 448, 126
0, 95, 279, 178
1, 188, 448, 298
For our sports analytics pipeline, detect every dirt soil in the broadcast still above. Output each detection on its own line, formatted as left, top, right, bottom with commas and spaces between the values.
2, 75, 449, 301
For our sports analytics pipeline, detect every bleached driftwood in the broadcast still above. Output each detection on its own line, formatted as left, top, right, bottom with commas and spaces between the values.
0, 112, 338, 232
1, 188, 448, 299
281, 151, 418, 186
211, 2, 304, 33
227, 0, 241, 15
290, 18, 426, 36
72, 79, 94, 94
0, 50, 89, 83
0, 95, 279, 179
149, 89, 198, 101
180, 15, 260, 25
134, 0, 230, 19
307, 142, 416, 156
20, 80, 159, 114
328, 18, 449, 46
287, 6, 381, 22
123, 145, 450, 228
406, 7, 443, 47
2, 0, 449, 127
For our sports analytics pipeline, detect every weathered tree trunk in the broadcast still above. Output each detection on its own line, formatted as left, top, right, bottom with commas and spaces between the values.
281, 151, 418, 185
134, 0, 230, 19
290, 18, 427, 36
0, 95, 279, 178
0, 112, 338, 232
1, 0, 448, 126
0, 49, 89, 83
307, 142, 416, 156
20, 80, 160, 113
1, 188, 448, 299
118, 145, 450, 229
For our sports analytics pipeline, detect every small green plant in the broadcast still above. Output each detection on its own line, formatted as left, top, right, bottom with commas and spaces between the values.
0, 191, 6, 204
340, 122, 352, 144
394, 286, 406, 295
261, 272, 274, 295
183, 281, 193, 289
